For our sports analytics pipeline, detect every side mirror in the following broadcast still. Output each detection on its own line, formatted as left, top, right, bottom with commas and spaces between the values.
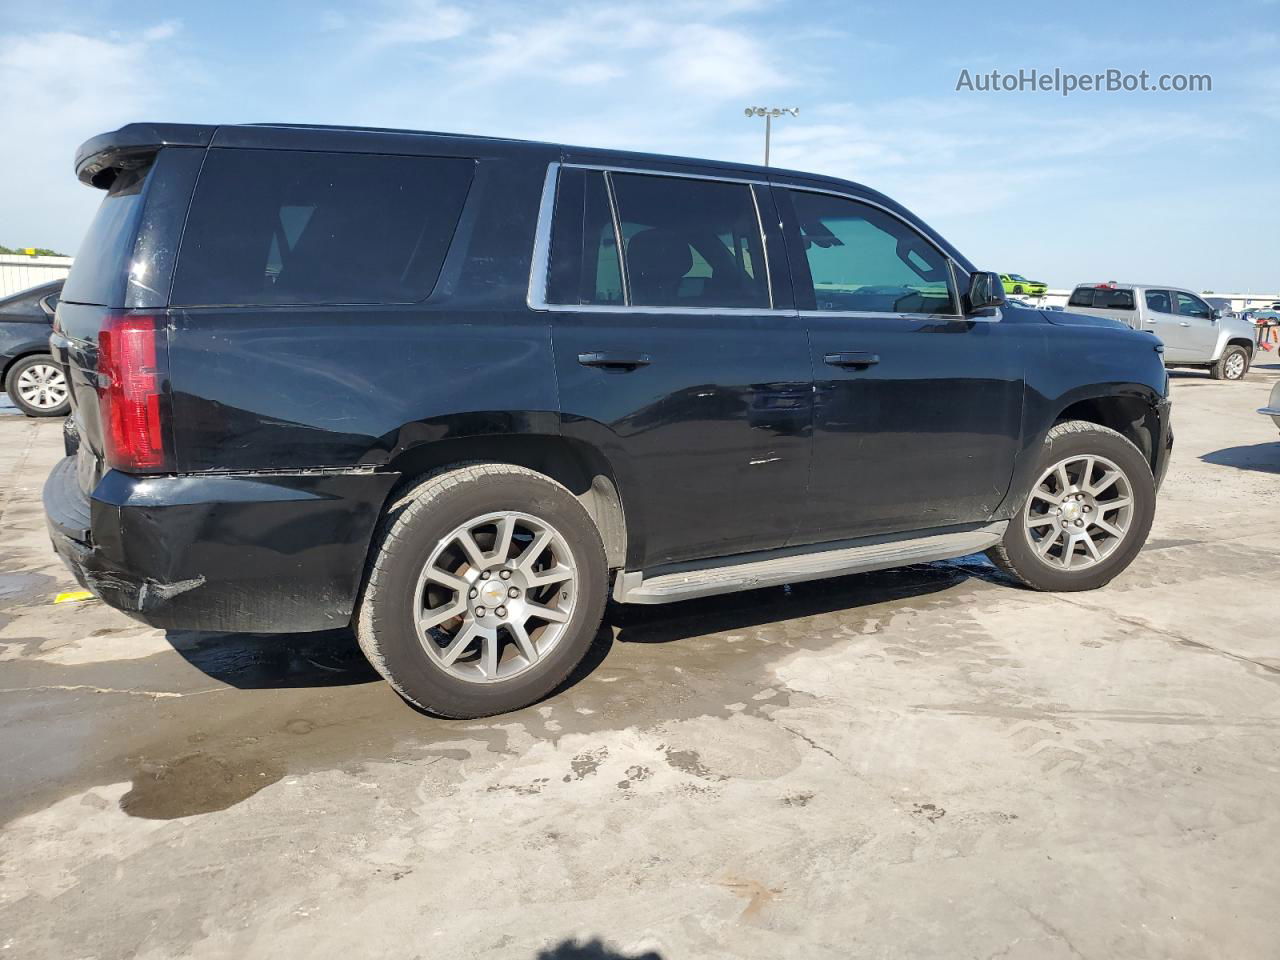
1211, 308, 1222, 321
967, 271, 1005, 312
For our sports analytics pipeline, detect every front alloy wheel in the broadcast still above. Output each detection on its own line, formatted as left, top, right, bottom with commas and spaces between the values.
987, 420, 1155, 592
1024, 454, 1134, 571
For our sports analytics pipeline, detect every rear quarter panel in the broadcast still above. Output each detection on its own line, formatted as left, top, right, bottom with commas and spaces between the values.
166, 151, 561, 472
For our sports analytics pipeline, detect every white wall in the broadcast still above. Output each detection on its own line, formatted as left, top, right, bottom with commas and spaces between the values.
0, 255, 74, 298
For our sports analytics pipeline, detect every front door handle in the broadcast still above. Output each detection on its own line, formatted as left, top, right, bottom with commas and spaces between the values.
1179, 321, 1191, 327
578, 351, 651, 370
824, 351, 880, 368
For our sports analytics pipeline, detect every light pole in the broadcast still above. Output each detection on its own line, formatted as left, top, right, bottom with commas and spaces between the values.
743, 106, 799, 166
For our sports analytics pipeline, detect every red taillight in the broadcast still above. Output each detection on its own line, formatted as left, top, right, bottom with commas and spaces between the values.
98, 314, 169, 471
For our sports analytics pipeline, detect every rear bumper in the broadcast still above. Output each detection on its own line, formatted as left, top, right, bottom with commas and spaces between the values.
44, 456, 398, 633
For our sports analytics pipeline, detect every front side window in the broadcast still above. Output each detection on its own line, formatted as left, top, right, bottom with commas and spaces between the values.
609, 173, 769, 309
787, 191, 955, 314
1175, 292, 1211, 318
172, 149, 474, 306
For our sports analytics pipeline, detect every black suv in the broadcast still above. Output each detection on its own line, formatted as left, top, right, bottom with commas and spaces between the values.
44, 123, 1172, 718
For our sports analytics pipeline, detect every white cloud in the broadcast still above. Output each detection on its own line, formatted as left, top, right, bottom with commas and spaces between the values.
0, 24, 182, 252
360, 0, 475, 49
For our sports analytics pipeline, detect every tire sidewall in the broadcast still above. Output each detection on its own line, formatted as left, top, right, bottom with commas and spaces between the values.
5, 354, 69, 418
361, 472, 607, 718
1002, 427, 1156, 591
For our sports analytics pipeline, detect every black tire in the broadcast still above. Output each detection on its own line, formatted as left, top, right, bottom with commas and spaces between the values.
4, 354, 70, 417
1210, 344, 1249, 381
355, 463, 608, 718
1012, 284, 1025, 295
986, 420, 1155, 592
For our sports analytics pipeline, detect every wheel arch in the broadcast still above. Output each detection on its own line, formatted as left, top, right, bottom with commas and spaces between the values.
379, 434, 628, 569
1051, 393, 1161, 474
1225, 336, 1255, 357
1, 348, 55, 387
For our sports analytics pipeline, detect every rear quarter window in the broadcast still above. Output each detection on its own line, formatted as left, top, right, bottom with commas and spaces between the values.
171, 149, 475, 306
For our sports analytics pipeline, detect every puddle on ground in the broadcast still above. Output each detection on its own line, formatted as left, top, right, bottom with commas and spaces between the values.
119, 752, 287, 819
7, 557, 993, 824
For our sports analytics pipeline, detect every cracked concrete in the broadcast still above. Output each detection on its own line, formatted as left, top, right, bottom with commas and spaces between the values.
1, 362, 1280, 960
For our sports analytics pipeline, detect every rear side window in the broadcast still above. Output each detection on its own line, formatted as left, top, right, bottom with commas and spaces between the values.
611, 173, 769, 309
62, 166, 150, 306
172, 150, 474, 306
546, 169, 623, 306
1145, 289, 1172, 313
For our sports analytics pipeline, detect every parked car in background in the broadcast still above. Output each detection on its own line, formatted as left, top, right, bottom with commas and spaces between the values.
45, 121, 1172, 718
1067, 282, 1257, 380
1, 279, 68, 416
1001, 273, 1047, 296
1261, 382, 1280, 433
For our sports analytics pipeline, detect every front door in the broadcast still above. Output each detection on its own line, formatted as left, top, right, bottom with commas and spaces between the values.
1171, 290, 1219, 361
775, 186, 1025, 544
541, 166, 812, 568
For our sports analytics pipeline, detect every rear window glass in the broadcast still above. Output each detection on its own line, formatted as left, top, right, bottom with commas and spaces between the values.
172, 150, 474, 306
1068, 287, 1134, 309
61, 166, 150, 306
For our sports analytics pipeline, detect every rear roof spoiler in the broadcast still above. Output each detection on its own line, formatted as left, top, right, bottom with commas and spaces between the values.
75, 123, 217, 188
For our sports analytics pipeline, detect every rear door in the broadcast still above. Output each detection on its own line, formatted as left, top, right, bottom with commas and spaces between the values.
776, 186, 1024, 543
540, 165, 812, 568
1141, 289, 1185, 356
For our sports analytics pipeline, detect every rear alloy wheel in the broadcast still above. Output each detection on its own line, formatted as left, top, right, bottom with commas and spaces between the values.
1211, 345, 1249, 381
6, 354, 70, 417
987, 420, 1155, 591
413, 511, 578, 684
356, 463, 608, 718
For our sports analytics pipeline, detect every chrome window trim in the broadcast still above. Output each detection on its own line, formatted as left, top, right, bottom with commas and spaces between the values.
748, 183, 775, 309
526, 162, 559, 309
602, 170, 630, 305
526, 160, 986, 322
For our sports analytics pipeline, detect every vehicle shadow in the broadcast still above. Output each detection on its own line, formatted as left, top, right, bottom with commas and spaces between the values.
166, 556, 1002, 695
164, 627, 381, 690
1200, 442, 1280, 474
536, 940, 663, 960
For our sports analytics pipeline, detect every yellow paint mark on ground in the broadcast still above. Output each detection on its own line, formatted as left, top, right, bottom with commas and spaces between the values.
53, 590, 96, 604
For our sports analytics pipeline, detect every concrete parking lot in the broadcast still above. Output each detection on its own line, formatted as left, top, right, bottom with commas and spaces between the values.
2, 359, 1279, 960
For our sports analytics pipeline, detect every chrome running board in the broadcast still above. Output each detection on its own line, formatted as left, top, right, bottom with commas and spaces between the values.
612, 522, 1007, 604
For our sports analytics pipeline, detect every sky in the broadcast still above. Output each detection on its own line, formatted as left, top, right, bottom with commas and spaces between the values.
1, 0, 1277, 292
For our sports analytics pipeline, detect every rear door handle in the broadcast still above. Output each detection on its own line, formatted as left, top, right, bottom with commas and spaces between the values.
1179, 321, 1191, 327
577, 351, 651, 370
824, 351, 880, 368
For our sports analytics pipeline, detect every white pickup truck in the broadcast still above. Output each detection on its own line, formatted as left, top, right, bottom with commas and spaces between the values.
1066, 283, 1257, 380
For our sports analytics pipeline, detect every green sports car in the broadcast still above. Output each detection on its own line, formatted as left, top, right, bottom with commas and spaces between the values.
1000, 273, 1047, 296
